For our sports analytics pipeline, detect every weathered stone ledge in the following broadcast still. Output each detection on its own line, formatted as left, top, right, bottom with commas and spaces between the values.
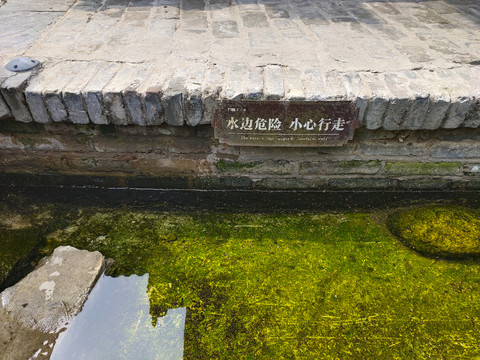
1, 62, 479, 130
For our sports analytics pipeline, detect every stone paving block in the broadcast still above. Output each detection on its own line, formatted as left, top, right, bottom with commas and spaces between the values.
103, 0, 129, 9
395, 71, 429, 130
142, 86, 164, 126
40, 62, 90, 123
203, 65, 226, 125
264, 65, 284, 100
72, 0, 104, 11
360, 72, 390, 130
295, 6, 329, 26
184, 68, 206, 126
284, 67, 304, 100
82, 62, 121, 125
416, 70, 451, 130
1, 71, 36, 123
272, 19, 304, 38
246, 67, 264, 99
63, 62, 105, 124
0, 11, 66, 56
162, 69, 189, 126
180, 10, 208, 32
436, 69, 473, 129
138, 69, 170, 126
450, 67, 480, 128
368, 2, 400, 16
0, 92, 12, 119
153, 1, 180, 19
444, 99, 472, 129
25, 73, 51, 124
316, 1, 349, 18
102, 64, 148, 126
222, 63, 248, 100
382, 72, 412, 131
1, 0, 76, 11
242, 11, 269, 27
342, 72, 370, 126
212, 20, 240, 38
264, 3, 290, 19
464, 100, 480, 129
321, 70, 348, 101
303, 69, 324, 101
123, 65, 151, 126
423, 1, 460, 15
341, 1, 385, 21
305, 68, 347, 101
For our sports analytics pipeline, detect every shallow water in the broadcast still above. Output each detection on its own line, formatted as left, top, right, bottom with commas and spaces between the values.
2, 191, 480, 359
51, 274, 185, 360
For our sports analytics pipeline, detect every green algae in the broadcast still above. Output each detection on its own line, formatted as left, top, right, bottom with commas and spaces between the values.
216, 160, 256, 172
0, 204, 56, 289
0, 228, 40, 287
40, 208, 480, 359
388, 205, 480, 259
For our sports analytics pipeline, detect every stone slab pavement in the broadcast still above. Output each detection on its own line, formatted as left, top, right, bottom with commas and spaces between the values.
0, 0, 479, 129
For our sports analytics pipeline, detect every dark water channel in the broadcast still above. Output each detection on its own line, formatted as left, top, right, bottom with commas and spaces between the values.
1, 187, 480, 359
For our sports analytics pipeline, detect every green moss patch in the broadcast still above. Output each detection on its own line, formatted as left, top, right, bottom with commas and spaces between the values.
41, 208, 480, 359
388, 205, 480, 259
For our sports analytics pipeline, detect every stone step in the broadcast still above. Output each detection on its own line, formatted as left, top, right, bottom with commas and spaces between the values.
1, 0, 479, 130
1, 61, 479, 130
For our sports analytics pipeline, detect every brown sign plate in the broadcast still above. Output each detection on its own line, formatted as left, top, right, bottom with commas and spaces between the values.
213, 101, 359, 147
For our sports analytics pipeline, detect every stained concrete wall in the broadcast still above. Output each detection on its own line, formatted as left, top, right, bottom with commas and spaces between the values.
1, 119, 480, 191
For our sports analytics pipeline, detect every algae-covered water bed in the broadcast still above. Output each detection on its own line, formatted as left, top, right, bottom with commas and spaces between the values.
2, 200, 480, 359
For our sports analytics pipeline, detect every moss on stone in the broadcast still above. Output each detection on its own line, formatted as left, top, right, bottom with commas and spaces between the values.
39, 207, 480, 359
388, 205, 480, 259
216, 160, 256, 172
0, 204, 55, 289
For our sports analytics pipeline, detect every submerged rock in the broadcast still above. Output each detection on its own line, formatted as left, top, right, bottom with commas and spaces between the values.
0, 246, 106, 359
388, 205, 480, 259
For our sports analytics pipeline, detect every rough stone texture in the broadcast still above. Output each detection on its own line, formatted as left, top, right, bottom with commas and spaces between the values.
0, 63, 12, 119
63, 62, 106, 125
1, 71, 36, 123
1, 0, 478, 128
163, 69, 188, 126
43, 62, 91, 123
0, 246, 105, 359
82, 62, 122, 125
2, 121, 480, 191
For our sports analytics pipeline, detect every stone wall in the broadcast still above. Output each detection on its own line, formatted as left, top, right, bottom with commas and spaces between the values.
1, 119, 480, 191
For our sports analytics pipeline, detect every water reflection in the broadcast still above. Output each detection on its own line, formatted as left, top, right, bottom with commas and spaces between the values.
51, 274, 185, 360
